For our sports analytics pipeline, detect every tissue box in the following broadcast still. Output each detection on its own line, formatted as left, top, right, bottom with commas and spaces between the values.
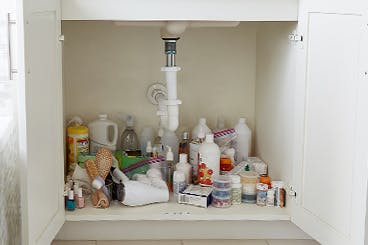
178, 185, 213, 208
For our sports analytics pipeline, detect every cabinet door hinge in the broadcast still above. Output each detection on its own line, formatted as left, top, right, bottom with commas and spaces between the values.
58, 35, 65, 42
288, 33, 303, 42
287, 185, 297, 197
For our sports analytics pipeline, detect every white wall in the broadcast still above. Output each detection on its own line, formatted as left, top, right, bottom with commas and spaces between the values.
62, 21, 256, 146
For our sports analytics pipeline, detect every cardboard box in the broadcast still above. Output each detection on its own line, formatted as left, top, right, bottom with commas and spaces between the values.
178, 185, 213, 208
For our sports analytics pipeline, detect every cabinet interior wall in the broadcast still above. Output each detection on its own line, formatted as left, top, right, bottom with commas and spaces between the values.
62, 21, 297, 182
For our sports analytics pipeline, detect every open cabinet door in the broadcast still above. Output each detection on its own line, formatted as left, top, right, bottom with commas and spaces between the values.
292, 4, 368, 245
17, 0, 65, 244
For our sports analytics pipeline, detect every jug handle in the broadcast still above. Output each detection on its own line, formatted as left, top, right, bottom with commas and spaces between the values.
107, 124, 118, 146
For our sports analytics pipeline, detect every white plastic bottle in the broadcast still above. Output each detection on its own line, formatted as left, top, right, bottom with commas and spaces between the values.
198, 134, 220, 186
175, 153, 192, 185
173, 171, 186, 201
162, 129, 179, 163
234, 118, 252, 162
192, 118, 211, 139
189, 130, 205, 184
88, 114, 118, 153
140, 126, 154, 156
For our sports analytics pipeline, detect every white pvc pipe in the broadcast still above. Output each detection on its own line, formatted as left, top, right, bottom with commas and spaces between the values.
161, 66, 181, 132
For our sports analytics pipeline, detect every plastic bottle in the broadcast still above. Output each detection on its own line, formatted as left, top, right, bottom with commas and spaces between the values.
120, 115, 140, 155
140, 126, 154, 157
88, 114, 118, 153
76, 188, 85, 209
179, 131, 190, 156
166, 147, 174, 192
192, 118, 211, 139
234, 117, 252, 162
162, 129, 179, 163
145, 141, 153, 157
154, 128, 165, 157
175, 153, 192, 185
173, 171, 186, 201
189, 131, 205, 184
198, 134, 220, 186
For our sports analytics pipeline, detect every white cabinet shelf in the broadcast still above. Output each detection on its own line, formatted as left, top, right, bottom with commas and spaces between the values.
66, 199, 290, 222
61, 0, 299, 21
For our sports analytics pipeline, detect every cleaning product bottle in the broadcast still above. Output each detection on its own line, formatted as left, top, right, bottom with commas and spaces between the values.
175, 153, 192, 185
154, 128, 165, 157
198, 134, 220, 186
192, 118, 211, 139
162, 129, 179, 163
166, 146, 174, 192
173, 170, 186, 201
120, 115, 140, 155
88, 114, 118, 153
189, 130, 205, 184
234, 117, 252, 162
179, 131, 190, 155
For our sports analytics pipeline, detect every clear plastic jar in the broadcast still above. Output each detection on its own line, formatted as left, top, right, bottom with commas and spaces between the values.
231, 183, 242, 205
256, 183, 268, 206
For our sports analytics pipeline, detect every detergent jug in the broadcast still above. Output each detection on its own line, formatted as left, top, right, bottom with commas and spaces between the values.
88, 114, 118, 153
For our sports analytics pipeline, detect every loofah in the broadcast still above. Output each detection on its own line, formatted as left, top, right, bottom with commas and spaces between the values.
95, 148, 112, 180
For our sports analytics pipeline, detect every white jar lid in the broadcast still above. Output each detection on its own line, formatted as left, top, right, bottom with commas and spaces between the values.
230, 175, 241, 184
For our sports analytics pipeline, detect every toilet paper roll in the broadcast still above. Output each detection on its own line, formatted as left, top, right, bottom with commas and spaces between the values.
122, 181, 169, 206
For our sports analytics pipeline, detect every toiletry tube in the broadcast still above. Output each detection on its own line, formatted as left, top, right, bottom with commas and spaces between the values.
122, 181, 169, 206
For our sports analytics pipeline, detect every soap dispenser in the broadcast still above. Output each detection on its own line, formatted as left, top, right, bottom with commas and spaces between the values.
120, 115, 140, 155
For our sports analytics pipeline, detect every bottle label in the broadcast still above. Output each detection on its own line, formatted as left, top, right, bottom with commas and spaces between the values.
198, 153, 217, 186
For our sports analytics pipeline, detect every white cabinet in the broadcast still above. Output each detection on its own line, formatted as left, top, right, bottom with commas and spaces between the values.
15, 0, 368, 244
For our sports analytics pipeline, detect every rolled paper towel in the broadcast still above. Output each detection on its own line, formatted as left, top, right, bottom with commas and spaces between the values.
122, 181, 169, 206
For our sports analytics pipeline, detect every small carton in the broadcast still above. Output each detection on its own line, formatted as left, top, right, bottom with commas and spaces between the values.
178, 185, 213, 208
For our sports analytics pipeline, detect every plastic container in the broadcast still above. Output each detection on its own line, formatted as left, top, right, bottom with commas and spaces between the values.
67, 125, 89, 171
242, 183, 257, 204
272, 181, 286, 208
192, 118, 211, 139
189, 131, 205, 184
212, 194, 231, 208
173, 171, 186, 200
198, 134, 221, 186
240, 170, 258, 184
179, 132, 190, 155
140, 126, 154, 156
231, 183, 242, 205
175, 153, 192, 185
220, 157, 233, 174
266, 189, 275, 207
234, 118, 252, 162
88, 114, 118, 153
212, 188, 231, 198
120, 115, 139, 154
213, 175, 232, 189
256, 183, 268, 206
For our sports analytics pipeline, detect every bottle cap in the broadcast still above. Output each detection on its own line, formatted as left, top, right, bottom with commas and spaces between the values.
98, 114, 108, 119
146, 141, 152, 152
77, 188, 83, 198
173, 171, 185, 182
126, 115, 134, 127
179, 153, 188, 163
166, 146, 174, 161
239, 117, 246, 124
199, 118, 206, 125
205, 134, 214, 143
244, 164, 250, 171
68, 190, 74, 200
182, 132, 189, 140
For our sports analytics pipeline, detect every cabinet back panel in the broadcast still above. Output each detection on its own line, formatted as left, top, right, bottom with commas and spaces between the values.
62, 22, 256, 146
